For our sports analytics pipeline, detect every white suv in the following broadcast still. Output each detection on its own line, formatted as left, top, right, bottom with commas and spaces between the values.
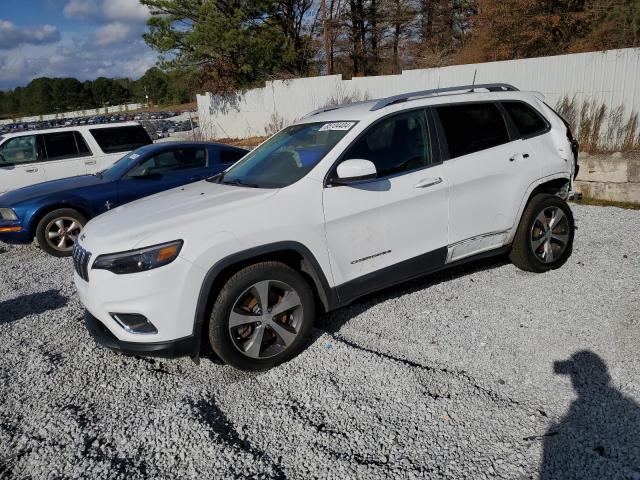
73, 84, 578, 370
0, 122, 152, 193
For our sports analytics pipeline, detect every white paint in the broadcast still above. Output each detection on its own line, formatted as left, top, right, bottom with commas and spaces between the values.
197, 48, 640, 140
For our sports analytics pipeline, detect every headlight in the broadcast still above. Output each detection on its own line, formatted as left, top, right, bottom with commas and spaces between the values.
92, 240, 183, 275
0, 208, 17, 221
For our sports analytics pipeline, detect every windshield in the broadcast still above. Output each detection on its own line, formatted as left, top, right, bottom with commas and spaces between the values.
215, 121, 356, 188
99, 150, 145, 180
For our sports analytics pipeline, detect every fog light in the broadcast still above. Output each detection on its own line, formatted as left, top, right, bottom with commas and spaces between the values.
111, 313, 157, 334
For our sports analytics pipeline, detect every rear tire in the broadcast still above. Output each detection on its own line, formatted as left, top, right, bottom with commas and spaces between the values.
35, 208, 86, 258
208, 261, 315, 370
510, 193, 574, 272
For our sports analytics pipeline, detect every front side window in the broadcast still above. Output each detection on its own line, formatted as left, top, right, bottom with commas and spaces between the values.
342, 109, 431, 177
0, 135, 39, 165
90, 126, 152, 154
437, 103, 510, 159
128, 148, 206, 176
502, 101, 548, 137
42, 131, 83, 160
218, 122, 354, 188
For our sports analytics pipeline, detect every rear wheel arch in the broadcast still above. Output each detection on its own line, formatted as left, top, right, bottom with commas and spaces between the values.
192, 242, 335, 354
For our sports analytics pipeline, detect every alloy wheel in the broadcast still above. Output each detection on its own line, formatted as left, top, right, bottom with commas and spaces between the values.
228, 280, 303, 359
530, 206, 570, 264
44, 216, 83, 253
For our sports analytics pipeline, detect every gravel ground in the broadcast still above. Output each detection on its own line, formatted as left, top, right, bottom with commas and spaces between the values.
1, 204, 639, 479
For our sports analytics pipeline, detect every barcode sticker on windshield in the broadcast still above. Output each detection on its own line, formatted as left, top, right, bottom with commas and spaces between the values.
320, 122, 356, 131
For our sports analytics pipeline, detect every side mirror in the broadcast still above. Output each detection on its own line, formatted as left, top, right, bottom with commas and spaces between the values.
333, 159, 377, 185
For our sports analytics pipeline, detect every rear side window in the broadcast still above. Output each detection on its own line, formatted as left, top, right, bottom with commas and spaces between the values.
436, 103, 510, 159
343, 109, 431, 177
90, 126, 152, 154
42, 131, 87, 160
220, 149, 246, 164
502, 101, 548, 137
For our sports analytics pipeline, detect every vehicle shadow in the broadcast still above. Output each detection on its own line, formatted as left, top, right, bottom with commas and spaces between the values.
318, 254, 510, 335
539, 351, 640, 479
0, 289, 68, 325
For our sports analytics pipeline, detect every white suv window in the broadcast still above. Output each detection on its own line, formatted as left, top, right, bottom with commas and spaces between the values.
343, 109, 431, 177
437, 102, 510, 159
0, 135, 39, 165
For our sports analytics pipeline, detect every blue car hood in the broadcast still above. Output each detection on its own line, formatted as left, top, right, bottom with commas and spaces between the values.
0, 175, 109, 205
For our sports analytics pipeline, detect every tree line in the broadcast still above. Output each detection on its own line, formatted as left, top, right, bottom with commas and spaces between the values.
0, 67, 191, 117
2, 0, 639, 116
142, 0, 640, 90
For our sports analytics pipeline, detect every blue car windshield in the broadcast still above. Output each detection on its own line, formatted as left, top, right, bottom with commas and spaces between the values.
215, 121, 356, 188
98, 150, 145, 180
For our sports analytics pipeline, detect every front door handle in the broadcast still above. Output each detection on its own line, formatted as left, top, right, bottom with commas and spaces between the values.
414, 177, 443, 189
25, 167, 39, 173
85, 160, 97, 165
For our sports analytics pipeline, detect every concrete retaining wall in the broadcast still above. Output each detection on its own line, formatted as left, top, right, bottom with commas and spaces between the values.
575, 153, 640, 203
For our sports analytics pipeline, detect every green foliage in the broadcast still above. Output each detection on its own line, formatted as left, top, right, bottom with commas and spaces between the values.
0, 69, 194, 117
141, 0, 314, 91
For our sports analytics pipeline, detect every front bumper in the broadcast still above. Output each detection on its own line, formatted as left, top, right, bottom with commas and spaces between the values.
74, 252, 207, 354
85, 311, 196, 357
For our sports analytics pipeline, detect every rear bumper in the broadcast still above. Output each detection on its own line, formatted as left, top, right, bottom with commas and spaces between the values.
84, 311, 197, 358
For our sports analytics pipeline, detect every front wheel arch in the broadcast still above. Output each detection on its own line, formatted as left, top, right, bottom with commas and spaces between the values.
191, 242, 335, 357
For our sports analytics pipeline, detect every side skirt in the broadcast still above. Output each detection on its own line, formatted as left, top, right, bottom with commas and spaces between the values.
331, 245, 510, 310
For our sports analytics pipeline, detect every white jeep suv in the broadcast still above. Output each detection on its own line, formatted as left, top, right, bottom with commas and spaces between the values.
73, 84, 578, 370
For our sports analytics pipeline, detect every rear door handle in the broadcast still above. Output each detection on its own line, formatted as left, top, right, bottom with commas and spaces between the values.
25, 167, 39, 173
85, 160, 97, 165
414, 177, 443, 189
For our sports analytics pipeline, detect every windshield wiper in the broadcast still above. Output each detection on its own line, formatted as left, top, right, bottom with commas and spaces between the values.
223, 178, 260, 188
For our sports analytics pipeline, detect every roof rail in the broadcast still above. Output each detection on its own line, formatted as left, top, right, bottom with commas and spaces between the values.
369, 83, 519, 111
303, 100, 372, 119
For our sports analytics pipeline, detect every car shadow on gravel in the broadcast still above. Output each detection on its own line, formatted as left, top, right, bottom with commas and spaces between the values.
540, 351, 640, 479
0, 289, 68, 325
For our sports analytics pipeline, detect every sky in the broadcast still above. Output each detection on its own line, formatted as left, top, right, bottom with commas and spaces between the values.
0, 0, 158, 90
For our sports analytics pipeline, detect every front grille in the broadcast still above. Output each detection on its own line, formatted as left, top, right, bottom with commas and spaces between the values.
73, 243, 92, 282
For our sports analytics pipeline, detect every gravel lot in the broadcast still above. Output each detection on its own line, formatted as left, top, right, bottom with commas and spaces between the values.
1, 204, 639, 479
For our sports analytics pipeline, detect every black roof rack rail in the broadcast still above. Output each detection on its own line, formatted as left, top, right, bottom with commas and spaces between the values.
303, 100, 373, 119
369, 83, 519, 111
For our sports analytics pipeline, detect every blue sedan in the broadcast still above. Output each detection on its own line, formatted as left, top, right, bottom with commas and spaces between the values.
0, 141, 247, 256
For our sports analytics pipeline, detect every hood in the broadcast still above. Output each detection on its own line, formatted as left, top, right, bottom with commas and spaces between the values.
80, 180, 279, 253
0, 174, 107, 205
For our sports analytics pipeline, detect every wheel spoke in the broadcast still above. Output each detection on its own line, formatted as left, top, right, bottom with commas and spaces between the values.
57, 237, 67, 249
551, 232, 569, 245
47, 230, 62, 239
54, 219, 65, 230
549, 209, 565, 229
252, 281, 271, 313
243, 324, 265, 358
543, 240, 555, 262
229, 310, 257, 328
68, 221, 81, 233
269, 321, 297, 347
270, 290, 301, 317
535, 211, 549, 231
531, 235, 546, 252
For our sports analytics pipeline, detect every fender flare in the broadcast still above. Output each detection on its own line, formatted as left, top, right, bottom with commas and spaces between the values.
190, 241, 337, 355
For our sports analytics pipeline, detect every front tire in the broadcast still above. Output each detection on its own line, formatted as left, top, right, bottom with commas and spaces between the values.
510, 193, 574, 272
208, 261, 316, 370
35, 208, 87, 257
